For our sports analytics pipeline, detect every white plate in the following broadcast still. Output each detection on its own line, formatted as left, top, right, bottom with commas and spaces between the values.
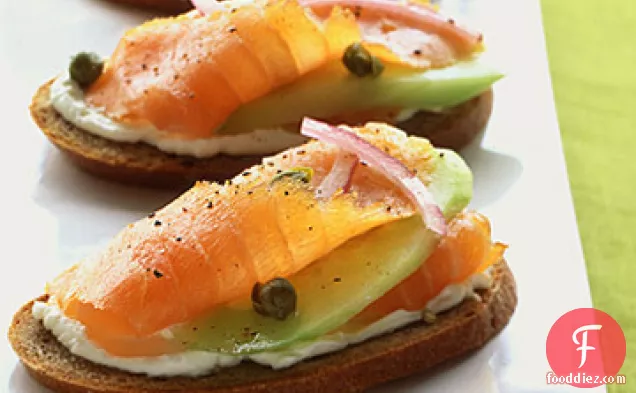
0, 0, 603, 392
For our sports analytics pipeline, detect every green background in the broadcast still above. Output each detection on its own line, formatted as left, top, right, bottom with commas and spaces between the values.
541, 1, 635, 390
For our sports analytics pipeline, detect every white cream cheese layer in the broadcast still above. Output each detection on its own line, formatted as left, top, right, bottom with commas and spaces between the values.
33, 271, 491, 377
49, 74, 308, 159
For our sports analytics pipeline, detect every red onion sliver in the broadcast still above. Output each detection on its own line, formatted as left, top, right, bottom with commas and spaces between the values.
301, 117, 447, 236
317, 151, 359, 199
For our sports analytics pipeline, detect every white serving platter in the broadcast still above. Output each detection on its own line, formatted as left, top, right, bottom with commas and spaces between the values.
0, 0, 603, 391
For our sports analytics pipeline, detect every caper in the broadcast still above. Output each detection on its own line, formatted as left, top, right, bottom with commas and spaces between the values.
342, 42, 384, 78
270, 167, 313, 185
251, 278, 297, 320
69, 52, 104, 88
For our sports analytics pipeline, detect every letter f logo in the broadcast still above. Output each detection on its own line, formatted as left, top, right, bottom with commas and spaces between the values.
572, 324, 602, 368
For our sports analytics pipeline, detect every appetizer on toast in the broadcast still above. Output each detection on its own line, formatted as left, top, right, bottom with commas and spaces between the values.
32, 0, 501, 188
10, 119, 516, 392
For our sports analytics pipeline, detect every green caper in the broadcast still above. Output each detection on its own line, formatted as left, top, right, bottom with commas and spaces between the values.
342, 42, 384, 78
251, 278, 297, 320
270, 167, 314, 185
69, 52, 104, 88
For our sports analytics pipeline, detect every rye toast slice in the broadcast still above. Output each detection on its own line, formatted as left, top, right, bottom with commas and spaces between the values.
30, 80, 493, 189
9, 259, 515, 393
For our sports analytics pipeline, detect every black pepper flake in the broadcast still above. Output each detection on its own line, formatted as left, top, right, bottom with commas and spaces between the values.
360, 161, 368, 166
413, 49, 422, 56
192, 327, 198, 331
173, 74, 180, 81
231, 7, 237, 13
148, 212, 156, 218
176, 237, 182, 242
242, 171, 251, 176
141, 64, 147, 70
333, 277, 342, 283
353, 5, 362, 17
276, 169, 283, 174
189, 93, 196, 99
146, 268, 151, 272
284, 191, 289, 196
207, 201, 214, 208
308, 226, 313, 231
154, 220, 162, 227
267, 162, 275, 167
215, 190, 220, 195
228, 27, 237, 33
153, 269, 164, 278
282, 154, 288, 159
448, 18, 455, 25
386, 206, 392, 212
182, 207, 188, 213
439, 152, 445, 158
297, 150, 306, 155
247, 191, 253, 195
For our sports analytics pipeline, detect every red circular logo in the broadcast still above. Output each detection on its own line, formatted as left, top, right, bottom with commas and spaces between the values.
546, 308, 626, 387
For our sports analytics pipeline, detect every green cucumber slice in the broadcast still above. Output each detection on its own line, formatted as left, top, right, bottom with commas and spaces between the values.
217, 59, 502, 135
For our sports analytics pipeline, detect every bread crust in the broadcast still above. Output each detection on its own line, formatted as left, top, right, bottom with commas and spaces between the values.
8, 259, 516, 393
30, 80, 493, 189
105, 0, 193, 13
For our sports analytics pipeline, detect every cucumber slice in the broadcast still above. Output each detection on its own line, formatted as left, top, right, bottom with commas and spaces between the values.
173, 150, 472, 354
217, 59, 502, 135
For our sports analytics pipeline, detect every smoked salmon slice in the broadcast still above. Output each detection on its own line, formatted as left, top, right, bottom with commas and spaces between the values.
84, 0, 482, 139
44, 123, 503, 358
46, 123, 443, 354
356, 210, 506, 322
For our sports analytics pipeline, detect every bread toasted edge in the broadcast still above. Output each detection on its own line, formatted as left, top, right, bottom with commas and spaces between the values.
31, 80, 493, 189
8, 259, 516, 393
105, 0, 193, 13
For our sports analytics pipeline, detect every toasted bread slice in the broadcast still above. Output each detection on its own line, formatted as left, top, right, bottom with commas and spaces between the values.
30, 80, 493, 189
8, 259, 515, 393
106, 0, 193, 13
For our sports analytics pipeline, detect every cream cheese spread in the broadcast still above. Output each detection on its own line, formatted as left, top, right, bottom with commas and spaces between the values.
49, 74, 308, 159
48, 73, 421, 159
33, 270, 491, 377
